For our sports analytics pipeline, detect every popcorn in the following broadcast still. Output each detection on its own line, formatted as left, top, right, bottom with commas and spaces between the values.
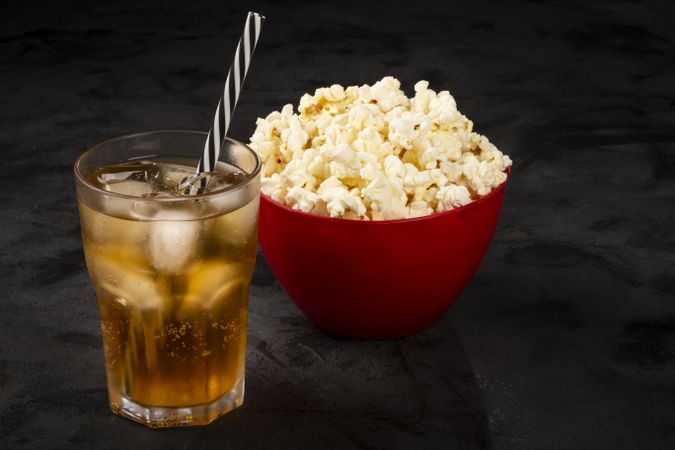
250, 77, 511, 220
436, 184, 472, 212
317, 177, 367, 218
363, 173, 408, 220
368, 76, 410, 112
285, 186, 319, 213
409, 200, 433, 218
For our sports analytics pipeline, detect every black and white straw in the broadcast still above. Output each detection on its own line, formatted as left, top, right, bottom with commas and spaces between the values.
198, 11, 264, 173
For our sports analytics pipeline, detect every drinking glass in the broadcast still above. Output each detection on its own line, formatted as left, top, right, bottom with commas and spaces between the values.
74, 131, 260, 427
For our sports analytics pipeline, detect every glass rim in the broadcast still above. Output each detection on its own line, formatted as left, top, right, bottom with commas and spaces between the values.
73, 130, 261, 203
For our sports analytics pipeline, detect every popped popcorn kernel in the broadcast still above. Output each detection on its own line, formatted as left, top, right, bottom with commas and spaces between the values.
250, 77, 511, 220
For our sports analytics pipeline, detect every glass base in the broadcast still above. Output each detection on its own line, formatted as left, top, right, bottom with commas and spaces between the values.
111, 378, 245, 428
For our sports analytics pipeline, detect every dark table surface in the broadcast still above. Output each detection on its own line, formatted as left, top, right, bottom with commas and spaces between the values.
1, 0, 674, 448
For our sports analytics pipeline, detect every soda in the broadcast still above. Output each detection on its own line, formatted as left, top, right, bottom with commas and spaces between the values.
76, 153, 259, 427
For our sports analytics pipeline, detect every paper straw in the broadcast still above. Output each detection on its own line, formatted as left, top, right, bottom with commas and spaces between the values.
199, 11, 264, 173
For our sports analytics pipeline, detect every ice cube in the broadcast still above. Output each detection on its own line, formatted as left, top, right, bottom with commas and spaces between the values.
87, 246, 164, 310
103, 179, 156, 196
149, 213, 201, 273
206, 170, 247, 192
158, 163, 195, 190
102, 269, 164, 310
97, 161, 161, 185
209, 195, 260, 249
141, 191, 176, 199
175, 173, 210, 196
181, 261, 246, 312
175, 170, 247, 196
79, 200, 146, 248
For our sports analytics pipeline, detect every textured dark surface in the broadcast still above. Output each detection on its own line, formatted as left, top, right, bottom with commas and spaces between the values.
1, 0, 674, 448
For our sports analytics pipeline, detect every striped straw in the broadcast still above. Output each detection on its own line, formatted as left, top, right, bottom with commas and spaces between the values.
198, 11, 264, 174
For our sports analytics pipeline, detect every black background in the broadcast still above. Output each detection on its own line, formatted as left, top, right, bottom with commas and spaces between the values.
1, 0, 674, 448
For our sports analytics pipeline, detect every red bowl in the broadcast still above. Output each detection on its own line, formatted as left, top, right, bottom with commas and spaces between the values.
258, 173, 509, 339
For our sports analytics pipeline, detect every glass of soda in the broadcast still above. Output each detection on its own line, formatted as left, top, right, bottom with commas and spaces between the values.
74, 131, 260, 428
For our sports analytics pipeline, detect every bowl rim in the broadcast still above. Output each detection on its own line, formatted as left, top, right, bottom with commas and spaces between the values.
261, 168, 510, 225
